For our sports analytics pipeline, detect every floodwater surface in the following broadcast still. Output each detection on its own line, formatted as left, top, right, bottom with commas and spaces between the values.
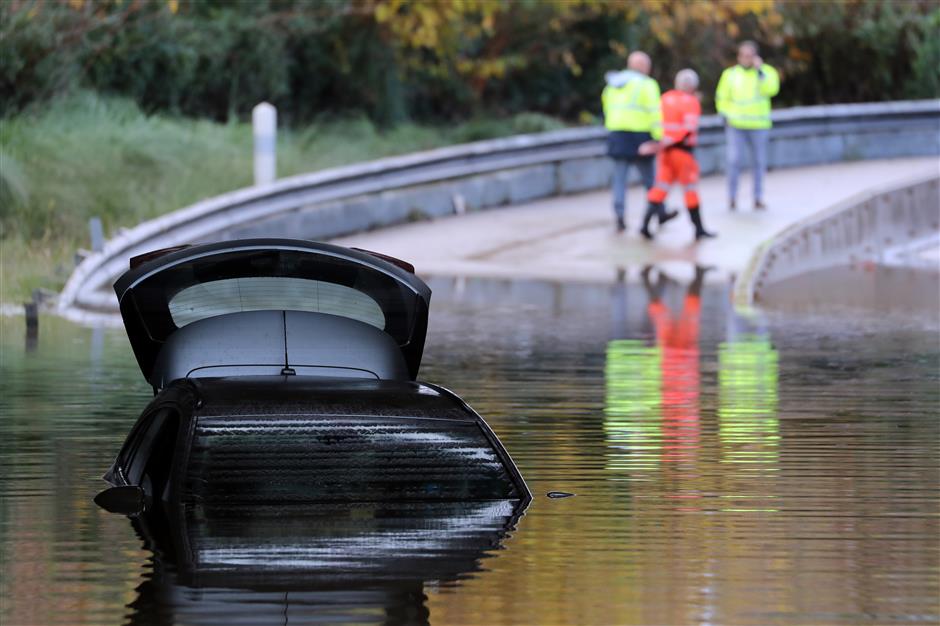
1, 265, 938, 625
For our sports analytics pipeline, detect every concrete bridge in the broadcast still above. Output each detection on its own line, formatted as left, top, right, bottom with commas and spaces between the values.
56, 100, 940, 323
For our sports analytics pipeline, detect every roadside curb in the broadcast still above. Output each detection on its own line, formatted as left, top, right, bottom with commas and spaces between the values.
734, 171, 940, 309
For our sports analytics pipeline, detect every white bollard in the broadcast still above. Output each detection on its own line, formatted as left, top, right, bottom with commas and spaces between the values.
252, 102, 277, 186
88, 216, 104, 252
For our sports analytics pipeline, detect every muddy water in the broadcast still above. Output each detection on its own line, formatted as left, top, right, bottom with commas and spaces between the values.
1, 266, 938, 625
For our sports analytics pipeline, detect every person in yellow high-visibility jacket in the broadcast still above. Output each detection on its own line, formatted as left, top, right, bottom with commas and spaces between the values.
602, 51, 676, 233
716, 40, 780, 211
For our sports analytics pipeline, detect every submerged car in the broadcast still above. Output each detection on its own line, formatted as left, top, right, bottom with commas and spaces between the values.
96, 239, 530, 513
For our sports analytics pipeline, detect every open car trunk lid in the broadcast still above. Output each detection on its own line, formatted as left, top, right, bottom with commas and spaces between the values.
113, 239, 431, 384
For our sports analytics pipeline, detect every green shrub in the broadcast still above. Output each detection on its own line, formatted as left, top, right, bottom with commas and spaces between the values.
0, 91, 572, 300
905, 7, 940, 99
510, 112, 567, 135
777, 0, 939, 104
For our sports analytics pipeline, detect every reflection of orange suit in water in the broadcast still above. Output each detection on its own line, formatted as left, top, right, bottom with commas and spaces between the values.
645, 272, 703, 463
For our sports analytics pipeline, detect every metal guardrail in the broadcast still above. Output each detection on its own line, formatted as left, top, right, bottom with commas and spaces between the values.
58, 99, 940, 319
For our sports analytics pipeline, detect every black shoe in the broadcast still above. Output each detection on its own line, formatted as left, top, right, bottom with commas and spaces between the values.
616, 217, 626, 232
640, 225, 654, 240
729, 199, 737, 211
754, 200, 767, 210
658, 208, 680, 225
695, 229, 716, 240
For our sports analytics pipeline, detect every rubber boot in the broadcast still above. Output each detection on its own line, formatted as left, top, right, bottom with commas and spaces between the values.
689, 207, 716, 240
658, 204, 679, 226
639, 202, 660, 240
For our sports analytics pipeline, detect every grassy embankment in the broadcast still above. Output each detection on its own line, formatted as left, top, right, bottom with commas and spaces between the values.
0, 92, 565, 304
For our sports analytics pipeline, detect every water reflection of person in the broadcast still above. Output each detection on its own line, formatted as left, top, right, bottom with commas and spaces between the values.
641, 265, 709, 465
605, 268, 662, 473
604, 265, 709, 475
718, 304, 780, 468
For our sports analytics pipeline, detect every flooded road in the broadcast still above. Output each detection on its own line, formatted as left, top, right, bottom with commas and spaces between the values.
1, 265, 938, 625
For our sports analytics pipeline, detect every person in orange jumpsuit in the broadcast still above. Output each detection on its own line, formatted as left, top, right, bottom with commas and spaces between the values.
641, 69, 716, 241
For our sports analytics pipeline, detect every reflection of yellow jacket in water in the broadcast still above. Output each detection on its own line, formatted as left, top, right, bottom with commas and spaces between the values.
604, 339, 661, 470
606, 315, 781, 471
718, 335, 780, 464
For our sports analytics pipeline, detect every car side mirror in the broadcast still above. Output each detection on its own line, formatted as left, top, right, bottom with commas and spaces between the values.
94, 485, 146, 515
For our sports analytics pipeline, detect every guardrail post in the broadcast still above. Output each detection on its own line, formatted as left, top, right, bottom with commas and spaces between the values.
253, 102, 277, 186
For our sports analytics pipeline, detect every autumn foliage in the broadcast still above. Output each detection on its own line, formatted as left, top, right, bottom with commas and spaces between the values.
2, 0, 938, 125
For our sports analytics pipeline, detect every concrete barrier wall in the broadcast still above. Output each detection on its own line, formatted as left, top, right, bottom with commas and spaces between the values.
59, 99, 940, 317
740, 174, 940, 306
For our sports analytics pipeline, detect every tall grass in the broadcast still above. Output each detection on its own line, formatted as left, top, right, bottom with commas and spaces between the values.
0, 92, 564, 302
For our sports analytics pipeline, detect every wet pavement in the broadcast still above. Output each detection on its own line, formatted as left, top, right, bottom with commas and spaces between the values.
333, 158, 939, 284
1, 265, 938, 625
